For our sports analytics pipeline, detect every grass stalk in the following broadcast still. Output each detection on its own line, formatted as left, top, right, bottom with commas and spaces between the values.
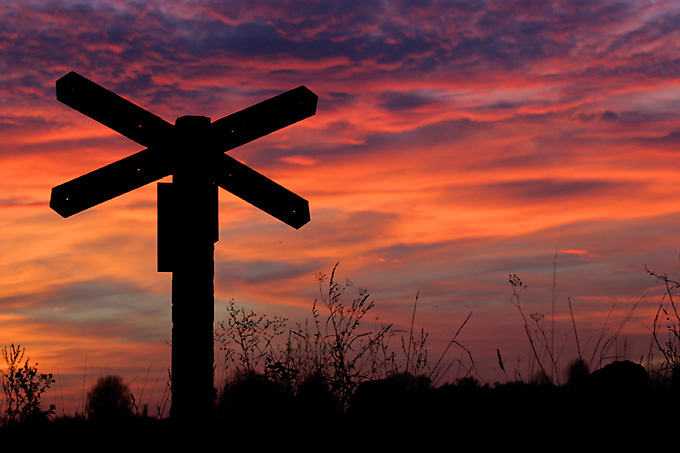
568, 297, 583, 363
406, 291, 419, 374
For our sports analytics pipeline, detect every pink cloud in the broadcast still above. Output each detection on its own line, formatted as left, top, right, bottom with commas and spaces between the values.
1, 0, 680, 413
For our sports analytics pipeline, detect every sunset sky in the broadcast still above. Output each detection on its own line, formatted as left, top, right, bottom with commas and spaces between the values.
2, 0, 680, 416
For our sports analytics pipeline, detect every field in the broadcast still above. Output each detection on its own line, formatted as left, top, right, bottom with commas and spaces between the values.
2, 265, 680, 449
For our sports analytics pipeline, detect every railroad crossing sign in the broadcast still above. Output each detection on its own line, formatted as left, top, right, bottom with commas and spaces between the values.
50, 71, 317, 425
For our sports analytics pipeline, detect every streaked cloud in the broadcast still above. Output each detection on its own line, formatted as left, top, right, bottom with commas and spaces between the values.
1, 0, 679, 412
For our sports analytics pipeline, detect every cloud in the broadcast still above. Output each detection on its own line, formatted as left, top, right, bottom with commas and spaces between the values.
0, 197, 47, 208
278, 155, 318, 166
378, 90, 444, 112
215, 259, 317, 287
478, 178, 637, 201
0, 278, 169, 341
644, 129, 680, 145
3, 0, 680, 401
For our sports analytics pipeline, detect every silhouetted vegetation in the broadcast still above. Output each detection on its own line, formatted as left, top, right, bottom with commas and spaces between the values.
215, 263, 472, 416
0, 344, 55, 425
3, 264, 680, 447
647, 267, 680, 379
86, 375, 133, 423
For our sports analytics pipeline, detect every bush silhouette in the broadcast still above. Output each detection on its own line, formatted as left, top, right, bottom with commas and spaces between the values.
585, 360, 650, 399
583, 361, 651, 442
348, 372, 432, 427
1, 344, 55, 424
86, 375, 133, 423
217, 372, 290, 423
293, 372, 339, 418
566, 358, 590, 389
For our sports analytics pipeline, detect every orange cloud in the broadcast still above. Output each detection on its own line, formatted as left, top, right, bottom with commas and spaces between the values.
2, 0, 680, 413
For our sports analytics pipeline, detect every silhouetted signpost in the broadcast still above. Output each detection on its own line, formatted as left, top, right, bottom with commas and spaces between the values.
50, 72, 316, 425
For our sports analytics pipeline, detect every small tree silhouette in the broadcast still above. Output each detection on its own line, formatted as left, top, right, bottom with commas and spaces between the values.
566, 358, 590, 388
0, 344, 55, 424
86, 375, 133, 423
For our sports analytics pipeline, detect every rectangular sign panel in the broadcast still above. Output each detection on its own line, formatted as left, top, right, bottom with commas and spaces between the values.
157, 182, 219, 272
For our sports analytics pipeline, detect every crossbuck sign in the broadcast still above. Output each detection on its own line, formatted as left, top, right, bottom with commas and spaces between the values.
50, 72, 317, 424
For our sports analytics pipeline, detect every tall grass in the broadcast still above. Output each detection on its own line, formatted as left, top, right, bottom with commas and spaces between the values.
645, 265, 680, 383
507, 271, 647, 386
215, 263, 475, 410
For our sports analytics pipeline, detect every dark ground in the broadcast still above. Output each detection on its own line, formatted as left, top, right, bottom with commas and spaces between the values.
2, 363, 678, 450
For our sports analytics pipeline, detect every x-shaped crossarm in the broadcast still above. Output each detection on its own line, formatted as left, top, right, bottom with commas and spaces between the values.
50, 72, 316, 229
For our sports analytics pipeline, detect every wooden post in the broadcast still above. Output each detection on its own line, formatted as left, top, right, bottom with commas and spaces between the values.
170, 116, 218, 425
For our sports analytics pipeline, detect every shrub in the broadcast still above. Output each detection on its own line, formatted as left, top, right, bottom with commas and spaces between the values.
216, 300, 288, 378
566, 358, 590, 388
86, 375, 133, 423
0, 344, 55, 424
215, 263, 474, 415
215, 264, 395, 410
